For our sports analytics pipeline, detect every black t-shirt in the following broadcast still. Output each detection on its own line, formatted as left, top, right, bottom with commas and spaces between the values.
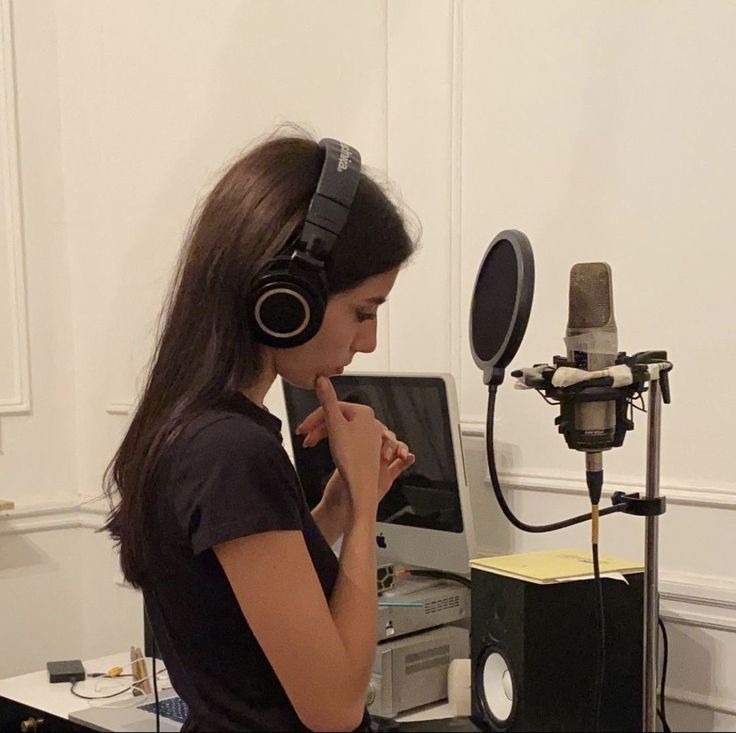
142, 392, 371, 732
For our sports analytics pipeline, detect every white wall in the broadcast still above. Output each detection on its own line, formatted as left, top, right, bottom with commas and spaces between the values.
0, 506, 143, 679
53, 0, 393, 497
1, 0, 735, 728
0, 0, 77, 501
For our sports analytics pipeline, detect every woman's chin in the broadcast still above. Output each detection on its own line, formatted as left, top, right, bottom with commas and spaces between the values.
283, 367, 343, 391
317, 366, 344, 379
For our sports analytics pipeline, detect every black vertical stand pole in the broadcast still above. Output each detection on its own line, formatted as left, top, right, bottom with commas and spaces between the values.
644, 377, 663, 731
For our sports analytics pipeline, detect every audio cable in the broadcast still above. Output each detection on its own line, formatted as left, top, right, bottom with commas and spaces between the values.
70, 667, 168, 703
149, 614, 161, 733
586, 459, 605, 732
399, 568, 472, 590
487, 384, 611, 731
589, 497, 605, 732
659, 617, 672, 732
70, 673, 134, 701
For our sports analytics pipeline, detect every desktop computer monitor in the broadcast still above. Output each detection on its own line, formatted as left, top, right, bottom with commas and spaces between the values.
282, 372, 476, 576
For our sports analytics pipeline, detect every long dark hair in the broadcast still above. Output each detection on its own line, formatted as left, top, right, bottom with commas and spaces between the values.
103, 130, 417, 588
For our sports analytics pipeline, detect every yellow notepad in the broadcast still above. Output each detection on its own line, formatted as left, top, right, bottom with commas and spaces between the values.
470, 548, 644, 584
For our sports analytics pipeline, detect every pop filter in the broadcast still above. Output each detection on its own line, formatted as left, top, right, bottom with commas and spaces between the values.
470, 229, 535, 385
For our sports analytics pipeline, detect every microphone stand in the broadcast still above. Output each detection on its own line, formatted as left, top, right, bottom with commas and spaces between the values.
619, 358, 669, 732
643, 376, 663, 732
509, 351, 672, 732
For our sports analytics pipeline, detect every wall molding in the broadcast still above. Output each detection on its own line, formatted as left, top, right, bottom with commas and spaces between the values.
0, 499, 107, 535
660, 572, 736, 636
0, 0, 31, 415
661, 572, 736, 613
665, 687, 736, 718
106, 402, 133, 415
462, 418, 736, 512
3, 499, 735, 716
661, 608, 736, 635
4, 501, 736, 614
480, 470, 736, 512
461, 419, 485, 437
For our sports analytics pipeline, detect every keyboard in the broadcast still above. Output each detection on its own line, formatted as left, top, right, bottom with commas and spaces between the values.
138, 696, 190, 724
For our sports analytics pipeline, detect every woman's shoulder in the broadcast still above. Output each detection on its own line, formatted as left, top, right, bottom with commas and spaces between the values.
176, 408, 281, 459
161, 408, 297, 498
158, 407, 305, 553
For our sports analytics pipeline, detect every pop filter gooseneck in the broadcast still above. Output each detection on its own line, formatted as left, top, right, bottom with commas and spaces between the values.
469, 230, 626, 533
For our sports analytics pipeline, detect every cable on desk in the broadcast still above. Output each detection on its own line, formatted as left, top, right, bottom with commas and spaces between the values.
70, 668, 168, 702
70, 675, 133, 700
398, 568, 472, 589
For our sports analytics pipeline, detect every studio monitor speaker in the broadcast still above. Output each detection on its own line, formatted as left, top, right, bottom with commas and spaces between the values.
470, 566, 644, 732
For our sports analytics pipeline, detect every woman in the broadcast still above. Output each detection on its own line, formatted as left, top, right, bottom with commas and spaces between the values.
103, 131, 418, 731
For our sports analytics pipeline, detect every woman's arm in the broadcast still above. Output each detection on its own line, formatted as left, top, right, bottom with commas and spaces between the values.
311, 429, 416, 547
311, 476, 350, 546
215, 508, 377, 732
327, 512, 377, 702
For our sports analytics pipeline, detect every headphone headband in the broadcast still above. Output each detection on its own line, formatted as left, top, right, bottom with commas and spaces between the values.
297, 138, 361, 260
246, 137, 362, 349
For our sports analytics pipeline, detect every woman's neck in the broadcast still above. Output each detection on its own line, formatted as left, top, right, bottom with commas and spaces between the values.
240, 351, 277, 410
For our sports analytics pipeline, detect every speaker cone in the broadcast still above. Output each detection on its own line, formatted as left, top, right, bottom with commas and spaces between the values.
476, 646, 516, 729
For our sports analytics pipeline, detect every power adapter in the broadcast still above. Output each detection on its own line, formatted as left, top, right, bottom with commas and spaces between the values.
47, 659, 86, 684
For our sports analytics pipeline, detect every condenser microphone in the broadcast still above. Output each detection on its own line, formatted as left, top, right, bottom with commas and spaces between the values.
471, 233, 629, 537
566, 262, 618, 504
566, 263, 618, 373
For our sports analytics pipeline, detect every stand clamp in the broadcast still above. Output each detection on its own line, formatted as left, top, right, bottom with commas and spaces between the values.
611, 491, 667, 517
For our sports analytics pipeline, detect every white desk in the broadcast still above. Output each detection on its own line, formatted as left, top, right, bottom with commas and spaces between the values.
0, 651, 453, 730
0, 653, 145, 725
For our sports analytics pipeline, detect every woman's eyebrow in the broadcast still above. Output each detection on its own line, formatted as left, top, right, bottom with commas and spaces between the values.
363, 296, 387, 305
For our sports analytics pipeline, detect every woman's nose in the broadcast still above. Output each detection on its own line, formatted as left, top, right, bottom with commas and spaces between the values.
353, 321, 377, 354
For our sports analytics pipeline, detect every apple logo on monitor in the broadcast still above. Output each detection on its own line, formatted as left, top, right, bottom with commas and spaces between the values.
376, 533, 387, 549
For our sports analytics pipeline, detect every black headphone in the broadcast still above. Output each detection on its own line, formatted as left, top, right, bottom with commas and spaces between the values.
246, 138, 362, 348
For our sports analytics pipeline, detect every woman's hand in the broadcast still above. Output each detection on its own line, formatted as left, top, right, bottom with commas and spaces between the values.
296, 390, 416, 508
309, 377, 385, 518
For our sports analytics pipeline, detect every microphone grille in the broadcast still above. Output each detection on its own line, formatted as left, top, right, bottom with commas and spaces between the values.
568, 263, 614, 329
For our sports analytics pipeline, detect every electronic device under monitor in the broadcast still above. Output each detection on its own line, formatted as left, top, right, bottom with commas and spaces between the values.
282, 372, 476, 575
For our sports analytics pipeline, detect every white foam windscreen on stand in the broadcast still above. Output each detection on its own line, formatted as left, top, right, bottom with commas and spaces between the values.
447, 658, 472, 717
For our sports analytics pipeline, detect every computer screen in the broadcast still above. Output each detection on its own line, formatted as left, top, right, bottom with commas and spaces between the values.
284, 374, 463, 531
283, 373, 474, 574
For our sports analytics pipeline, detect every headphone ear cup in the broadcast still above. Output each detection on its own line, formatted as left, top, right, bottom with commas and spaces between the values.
247, 261, 327, 348
244, 138, 360, 350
